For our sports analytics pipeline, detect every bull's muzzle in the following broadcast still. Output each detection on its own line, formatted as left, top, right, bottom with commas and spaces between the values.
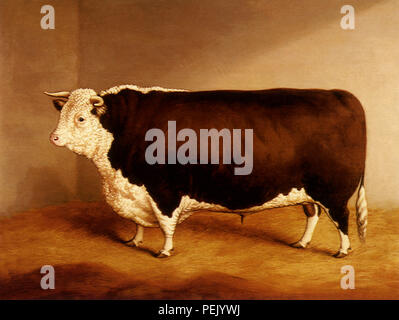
50, 132, 64, 146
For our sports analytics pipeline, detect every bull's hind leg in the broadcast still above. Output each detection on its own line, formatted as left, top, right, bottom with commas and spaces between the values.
124, 224, 144, 247
291, 203, 321, 248
326, 205, 351, 258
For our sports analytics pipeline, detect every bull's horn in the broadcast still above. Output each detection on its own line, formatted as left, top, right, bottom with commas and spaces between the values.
44, 91, 71, 98
90, 96, 104, 107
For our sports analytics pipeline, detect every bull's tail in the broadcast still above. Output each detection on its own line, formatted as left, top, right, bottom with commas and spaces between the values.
356, 173, 368, 243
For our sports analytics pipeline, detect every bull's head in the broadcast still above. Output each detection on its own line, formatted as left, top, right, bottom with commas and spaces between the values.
45, 89, 111, 159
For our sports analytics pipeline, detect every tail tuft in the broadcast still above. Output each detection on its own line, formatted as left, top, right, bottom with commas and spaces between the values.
356, 174, 368, 243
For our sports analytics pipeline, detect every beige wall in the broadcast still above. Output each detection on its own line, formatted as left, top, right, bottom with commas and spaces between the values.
0, 0, 80, 215
1, 0, 398, 215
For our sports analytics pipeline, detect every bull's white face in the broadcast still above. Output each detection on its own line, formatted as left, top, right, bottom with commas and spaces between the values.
49, 89, 111, 159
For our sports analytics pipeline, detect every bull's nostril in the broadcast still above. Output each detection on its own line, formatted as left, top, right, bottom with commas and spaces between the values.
50, 133, 60, 144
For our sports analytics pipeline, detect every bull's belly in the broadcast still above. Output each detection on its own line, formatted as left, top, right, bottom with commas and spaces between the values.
102, 169, 315, 227
177, 187, 315, 223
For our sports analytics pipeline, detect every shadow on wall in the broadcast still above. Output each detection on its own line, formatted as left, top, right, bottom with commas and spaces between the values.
13, 166, 73, 214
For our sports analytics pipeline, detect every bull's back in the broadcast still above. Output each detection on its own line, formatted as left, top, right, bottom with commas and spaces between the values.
139, 88, 366, 180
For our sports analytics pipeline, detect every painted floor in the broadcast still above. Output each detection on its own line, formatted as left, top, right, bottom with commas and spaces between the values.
0, 201, 398, 299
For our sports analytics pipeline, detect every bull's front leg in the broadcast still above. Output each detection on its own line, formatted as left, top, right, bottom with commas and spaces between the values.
156, 213, 179, 258
124, 224, 144, 247
150, 204, 181, 258
148, 193, 183, 258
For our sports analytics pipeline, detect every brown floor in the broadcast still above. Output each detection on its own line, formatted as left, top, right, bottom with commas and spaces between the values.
0, 201, 398, 299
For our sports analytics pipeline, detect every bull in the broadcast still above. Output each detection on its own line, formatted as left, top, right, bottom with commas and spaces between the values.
46, 84, 368, 258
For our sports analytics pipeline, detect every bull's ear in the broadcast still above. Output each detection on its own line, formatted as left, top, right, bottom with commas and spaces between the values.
90, 95, 106, 116
44, 91, 70, 111
52, 99, 67, 111
90, 106, 107, 116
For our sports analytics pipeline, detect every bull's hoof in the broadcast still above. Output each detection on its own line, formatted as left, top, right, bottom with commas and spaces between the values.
290, 241, 307, 249
156, 249, 174, 258
333, 251, 348, 258
123, 238, 143, 247
126, 240, 143, 247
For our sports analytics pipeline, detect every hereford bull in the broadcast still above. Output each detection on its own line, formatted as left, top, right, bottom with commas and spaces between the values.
46, 84, 368, 258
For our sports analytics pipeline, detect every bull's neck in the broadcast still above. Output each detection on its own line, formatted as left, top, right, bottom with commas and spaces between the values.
92, 153, 114, 178
90, 133, 115, 179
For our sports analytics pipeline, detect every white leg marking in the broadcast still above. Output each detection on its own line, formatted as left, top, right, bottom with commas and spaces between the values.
323, 206, 350, 258
155, 212, 180, 257
157, 236, 174, 257
126, 224, 144, 247
163, 236, 174, 253
134, 224, 144, 245
338, 230, 351, 255
292, 204, 319, 248
148, 197, 185, 258
323, 207, 351, 257
300, 213, 319, 246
